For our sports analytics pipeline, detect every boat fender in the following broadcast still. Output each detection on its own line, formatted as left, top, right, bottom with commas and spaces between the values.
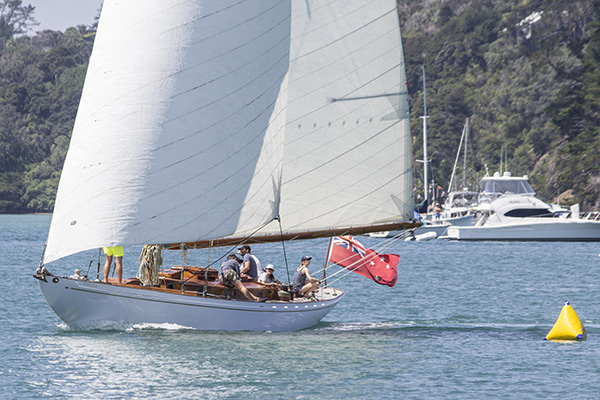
544, 300, 586, 341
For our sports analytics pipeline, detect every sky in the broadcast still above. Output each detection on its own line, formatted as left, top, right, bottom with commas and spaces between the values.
26, 0, 103, 33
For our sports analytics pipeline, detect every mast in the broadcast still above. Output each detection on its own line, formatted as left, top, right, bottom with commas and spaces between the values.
422, 65, 428, 204
462, 117, 469, 189
448, 119, 467, 193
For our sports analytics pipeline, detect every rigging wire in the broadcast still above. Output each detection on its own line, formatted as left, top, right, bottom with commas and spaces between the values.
277, 215, 292, 285
36, 243, 47, 273
96, 248, 101, 280
85, 251, 95, 278
179, 217, 277, 285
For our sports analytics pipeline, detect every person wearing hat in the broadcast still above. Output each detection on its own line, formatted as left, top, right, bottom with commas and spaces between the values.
292, 255, 321, 298
258, 264, 280, 285
237, 245, 261, 280
219, 254, 264, 302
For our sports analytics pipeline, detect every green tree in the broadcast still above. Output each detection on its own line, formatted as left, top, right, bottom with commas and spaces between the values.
0, 1, 37, 41
0, 10, 94, 213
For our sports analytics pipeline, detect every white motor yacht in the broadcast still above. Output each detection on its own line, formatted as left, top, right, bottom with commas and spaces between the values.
445, 194, 600, 241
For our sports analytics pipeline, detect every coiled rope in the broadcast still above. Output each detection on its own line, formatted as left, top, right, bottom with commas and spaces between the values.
138, 245, 163, 286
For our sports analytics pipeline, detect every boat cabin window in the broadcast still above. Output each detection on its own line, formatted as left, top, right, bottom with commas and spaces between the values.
504, 208, 552, 218
481, 179, 535, 196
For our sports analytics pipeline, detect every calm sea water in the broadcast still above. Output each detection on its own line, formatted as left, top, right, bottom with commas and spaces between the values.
1, 214, 600, 399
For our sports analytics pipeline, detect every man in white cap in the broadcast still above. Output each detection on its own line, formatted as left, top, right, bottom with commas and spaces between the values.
258, 264, 279, 284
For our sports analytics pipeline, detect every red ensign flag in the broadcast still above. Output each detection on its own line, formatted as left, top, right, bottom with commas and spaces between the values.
328, 236, 399, 287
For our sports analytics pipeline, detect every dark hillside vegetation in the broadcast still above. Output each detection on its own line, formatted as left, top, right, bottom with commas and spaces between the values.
0, 28, 94, 212
401, 0, 600, 210
0, 0, 96, 212
0, 0, 598, 213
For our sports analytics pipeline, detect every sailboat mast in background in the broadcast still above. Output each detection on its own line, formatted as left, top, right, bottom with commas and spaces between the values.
421, 65, 428, 204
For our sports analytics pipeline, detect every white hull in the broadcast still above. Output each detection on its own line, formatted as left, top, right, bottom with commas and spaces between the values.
370, 214, 474, 238
38, 277, 344, 332
370, 224, 447, 238
415, 224, 449, 237
446, 219, 600, 241
443, 214, 475, 226
405, 231, 437, 241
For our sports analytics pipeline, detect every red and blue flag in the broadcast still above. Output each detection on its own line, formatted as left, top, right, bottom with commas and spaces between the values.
329, 236, 399, 287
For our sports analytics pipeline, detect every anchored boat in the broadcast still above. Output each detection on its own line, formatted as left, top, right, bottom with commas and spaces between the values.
446, 194, 600, 241
35, 0, 418, 331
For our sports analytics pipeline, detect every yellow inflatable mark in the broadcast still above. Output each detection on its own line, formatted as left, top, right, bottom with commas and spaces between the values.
544, 300, 586, 341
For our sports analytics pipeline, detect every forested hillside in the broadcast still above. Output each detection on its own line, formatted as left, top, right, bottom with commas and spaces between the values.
0, 0, 599, 213
400, 0, 600, 209
0, 0, 96, 213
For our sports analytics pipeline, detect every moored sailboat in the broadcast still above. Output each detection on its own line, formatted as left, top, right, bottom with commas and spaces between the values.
34, 0, 418, 331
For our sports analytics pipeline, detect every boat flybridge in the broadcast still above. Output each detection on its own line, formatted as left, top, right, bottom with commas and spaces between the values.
479, 171, 536, 202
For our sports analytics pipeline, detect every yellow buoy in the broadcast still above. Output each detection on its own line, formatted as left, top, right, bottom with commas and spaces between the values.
544, 300, 586, 341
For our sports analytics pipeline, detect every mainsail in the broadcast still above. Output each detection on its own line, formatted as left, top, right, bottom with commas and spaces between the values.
277, 0, 413, 233
44, 0, 413, 263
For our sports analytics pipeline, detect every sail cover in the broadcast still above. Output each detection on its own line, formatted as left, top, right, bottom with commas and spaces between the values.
44, 0, 413, 263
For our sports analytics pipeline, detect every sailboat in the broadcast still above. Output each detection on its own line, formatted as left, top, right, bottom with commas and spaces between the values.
439, 118, 478, 223
33, 0, 417, 332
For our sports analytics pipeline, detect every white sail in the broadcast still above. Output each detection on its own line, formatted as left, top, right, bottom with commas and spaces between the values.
44, 0, 412, 262
225, 0, 414, 239
44, 0, 291, 263
275, 0, 413, 233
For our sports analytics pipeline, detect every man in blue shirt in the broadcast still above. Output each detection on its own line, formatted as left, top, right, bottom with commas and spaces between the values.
237, 245, 261, 280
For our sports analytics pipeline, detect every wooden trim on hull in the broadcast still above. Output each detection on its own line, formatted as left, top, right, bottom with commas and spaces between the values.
35, 265, 341, 303
165, 220, 421, 250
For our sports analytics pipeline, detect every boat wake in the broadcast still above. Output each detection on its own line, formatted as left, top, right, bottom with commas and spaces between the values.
127, 323, 195, 332
57, 321, 195, 332
320, 321, 415, 332
318, 320, 590, 340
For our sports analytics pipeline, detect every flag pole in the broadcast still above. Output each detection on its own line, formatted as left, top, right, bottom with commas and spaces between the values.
322, 237, 333, 287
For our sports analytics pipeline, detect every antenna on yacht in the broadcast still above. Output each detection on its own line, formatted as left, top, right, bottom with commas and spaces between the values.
499, 144, 509, 175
